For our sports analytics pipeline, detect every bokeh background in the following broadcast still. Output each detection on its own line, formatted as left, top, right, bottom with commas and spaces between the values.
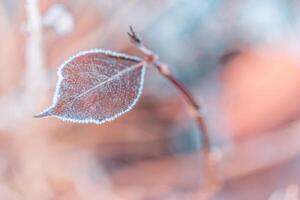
0, 0, 300, 199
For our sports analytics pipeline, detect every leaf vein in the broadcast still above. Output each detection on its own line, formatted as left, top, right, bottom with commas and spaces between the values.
63, 62, 144, 106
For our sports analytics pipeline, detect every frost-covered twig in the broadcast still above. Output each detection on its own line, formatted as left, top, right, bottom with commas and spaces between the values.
128, 26, 220, 197
0, 0, 47, 129
25, 0, 47, 96
128, 26, 211, 153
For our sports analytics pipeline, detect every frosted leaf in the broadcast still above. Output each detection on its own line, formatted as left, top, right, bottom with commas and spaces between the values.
35, 49, 146, 124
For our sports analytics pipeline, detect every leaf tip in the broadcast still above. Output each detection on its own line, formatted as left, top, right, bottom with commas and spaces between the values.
33, 109, 53, 118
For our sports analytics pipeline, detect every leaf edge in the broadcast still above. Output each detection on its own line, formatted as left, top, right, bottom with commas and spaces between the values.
34, 48, 146, 125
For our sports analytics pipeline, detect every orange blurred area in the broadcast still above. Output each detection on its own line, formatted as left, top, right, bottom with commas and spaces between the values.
221, 44, 300, 137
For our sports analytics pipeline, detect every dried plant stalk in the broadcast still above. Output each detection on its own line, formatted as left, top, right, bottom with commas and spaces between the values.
25, 0, 47, 96
127, 26, 220, 197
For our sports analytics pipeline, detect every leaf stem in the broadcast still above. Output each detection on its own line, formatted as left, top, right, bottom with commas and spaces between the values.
128, 26, 220, 198
153, 62, 210, 153
128, 26, 210, 153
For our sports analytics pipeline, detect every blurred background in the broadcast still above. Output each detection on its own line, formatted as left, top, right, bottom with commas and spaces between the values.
0, 0, 300, 199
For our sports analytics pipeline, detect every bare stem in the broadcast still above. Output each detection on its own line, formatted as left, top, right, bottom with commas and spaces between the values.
128, 26, 220, 198
127, 26, 211, 153
25, 0, 46, 95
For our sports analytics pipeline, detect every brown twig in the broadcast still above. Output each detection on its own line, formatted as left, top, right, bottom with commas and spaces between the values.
128, 26, 220, 198
127, 26, 211, 153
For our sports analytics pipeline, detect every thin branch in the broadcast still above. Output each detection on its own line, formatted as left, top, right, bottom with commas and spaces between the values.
25, 0, 47, 95
128, 26, 220, 198
0, 0, 47, 129
127, 26, 210, 153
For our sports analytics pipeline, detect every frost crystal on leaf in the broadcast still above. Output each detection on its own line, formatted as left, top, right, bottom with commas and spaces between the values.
35, 49, 146, 124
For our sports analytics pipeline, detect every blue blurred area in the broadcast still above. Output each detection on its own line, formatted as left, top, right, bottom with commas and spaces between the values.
144, 0, 300, 85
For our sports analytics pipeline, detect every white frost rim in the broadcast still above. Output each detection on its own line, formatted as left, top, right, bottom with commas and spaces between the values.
36, 48, 146, 124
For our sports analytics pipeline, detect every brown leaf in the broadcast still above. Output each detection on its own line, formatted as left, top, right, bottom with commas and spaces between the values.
35, 49, 146, 124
